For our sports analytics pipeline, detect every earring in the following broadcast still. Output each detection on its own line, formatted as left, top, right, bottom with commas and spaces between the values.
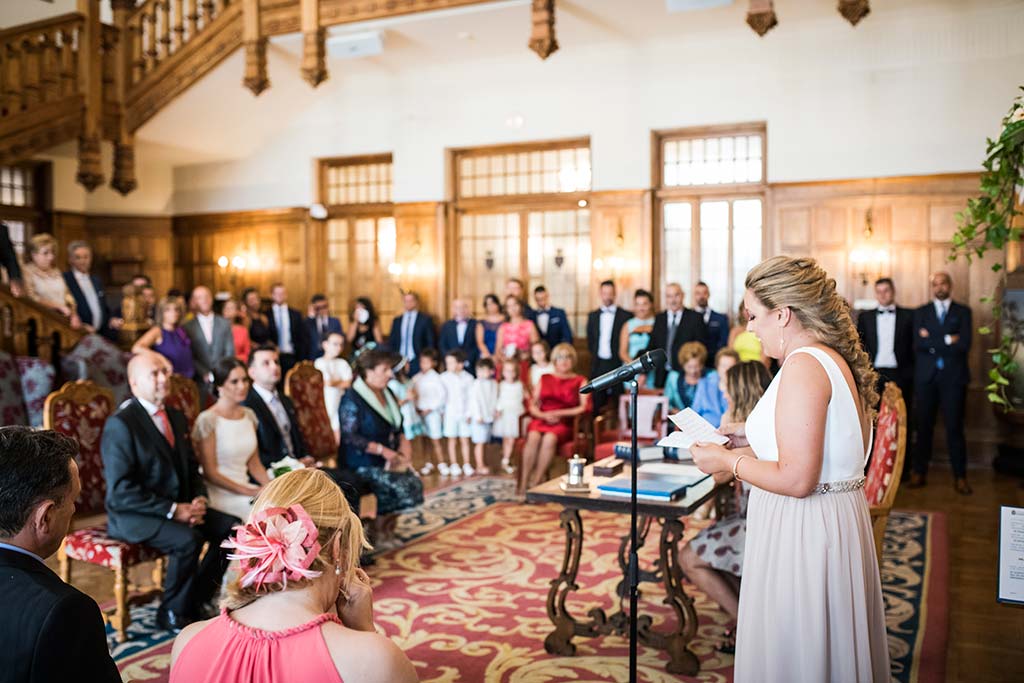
779, 329, 785, 355
335, 564, 341, 576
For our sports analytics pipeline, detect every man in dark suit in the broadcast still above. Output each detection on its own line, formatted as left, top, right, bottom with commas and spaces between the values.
102, 350, 239, 632
0, 427, 121, 683
242, 344, 369, 514
305, 293, 344, 360
533, 285, 573, 348
646, 282, 708, 389
1, 220, 24, 297
506, 277, 536, 321
387, 291, 436, 376
692, 281, 729, 366
857, 277, 915, 419
183, 285, 235, 401
439, 298, 479, 375
586, 280, 633, 415
267, 282, 310, 378
910, 272, 973, 495
63, 240, 119, 341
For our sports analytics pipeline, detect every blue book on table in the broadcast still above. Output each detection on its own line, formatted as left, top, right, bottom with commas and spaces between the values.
597, 473, 708, 501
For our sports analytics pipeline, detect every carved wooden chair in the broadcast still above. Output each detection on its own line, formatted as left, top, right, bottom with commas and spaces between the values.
865, 381, 908, 569
165, 372, 202, 437
285, 361, 337, 463
46, 380, 166, 643
592, 394, 670, 461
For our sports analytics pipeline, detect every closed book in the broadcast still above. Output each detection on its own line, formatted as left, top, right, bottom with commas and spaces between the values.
613, 442, 665, 461
597, 473, 706, 501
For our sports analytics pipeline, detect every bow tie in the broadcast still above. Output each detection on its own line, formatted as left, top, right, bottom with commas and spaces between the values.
877, 307, 895, 315
538, 308, 550, 314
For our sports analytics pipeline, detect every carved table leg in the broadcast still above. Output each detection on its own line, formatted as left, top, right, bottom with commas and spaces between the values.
643, 518, 700, 675
544, 507, 583, 656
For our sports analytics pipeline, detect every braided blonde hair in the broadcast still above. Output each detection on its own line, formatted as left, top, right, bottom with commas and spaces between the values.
745, 256, 878, 421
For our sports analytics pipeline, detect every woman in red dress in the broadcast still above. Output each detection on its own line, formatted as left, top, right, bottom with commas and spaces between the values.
519, 342, 589, 491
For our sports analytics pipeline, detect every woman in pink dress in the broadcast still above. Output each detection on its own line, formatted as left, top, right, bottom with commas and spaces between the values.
495, 295, 539, 386
519, 343, 588, 491
169, 468, 417, 683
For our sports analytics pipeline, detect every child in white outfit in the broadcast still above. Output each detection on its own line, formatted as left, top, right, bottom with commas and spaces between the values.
467, 357, 498, 474
412, 348, 446, 475
440, 349, 475, 475
314, 332, 353, 444
493, 360, 526, 474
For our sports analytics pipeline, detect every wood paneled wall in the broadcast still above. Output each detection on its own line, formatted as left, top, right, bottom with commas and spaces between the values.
395, 202, 445, 319
173, 208, 323, 305
590, 190, 653, 307
52, 212, 175, 295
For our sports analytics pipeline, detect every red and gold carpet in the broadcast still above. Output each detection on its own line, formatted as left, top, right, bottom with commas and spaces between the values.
111, 478, 948, 682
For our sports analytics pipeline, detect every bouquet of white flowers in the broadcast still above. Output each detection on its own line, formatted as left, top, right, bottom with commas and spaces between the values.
267, 456, 306, 480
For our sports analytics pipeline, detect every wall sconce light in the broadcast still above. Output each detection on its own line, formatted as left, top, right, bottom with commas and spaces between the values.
484, 250, 495, 271
615, 218, 625, 247
309, 203, 328, 220
554, 248, 565, 269
863, 207, 874, 239
850, 248, 887, 287
217, 254, 249, 288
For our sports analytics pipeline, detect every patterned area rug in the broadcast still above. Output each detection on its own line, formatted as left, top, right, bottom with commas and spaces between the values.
111, 478, 947, 682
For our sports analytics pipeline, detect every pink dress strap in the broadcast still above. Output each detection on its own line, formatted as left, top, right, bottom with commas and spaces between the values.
170, 610, 345, 683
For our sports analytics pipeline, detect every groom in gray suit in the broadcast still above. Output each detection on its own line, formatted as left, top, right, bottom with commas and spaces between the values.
183, 286, 235, 402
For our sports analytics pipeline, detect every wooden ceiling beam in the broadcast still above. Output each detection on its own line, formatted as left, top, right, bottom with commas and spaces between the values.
259, 0, 510, 37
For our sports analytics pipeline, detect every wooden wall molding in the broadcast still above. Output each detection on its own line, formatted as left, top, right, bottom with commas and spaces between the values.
173, 206, 309, 233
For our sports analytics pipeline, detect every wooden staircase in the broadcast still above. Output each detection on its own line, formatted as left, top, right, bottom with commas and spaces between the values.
0, 282, 88, 364
0, 0, 553, 195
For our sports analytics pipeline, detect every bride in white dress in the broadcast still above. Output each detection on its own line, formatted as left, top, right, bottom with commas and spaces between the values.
192, 358, 270, 521
691, 256, 890, 682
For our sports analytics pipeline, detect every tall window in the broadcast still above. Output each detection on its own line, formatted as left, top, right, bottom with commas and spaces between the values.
318, 155, 399, 320
654, 124, 766, 317
0, 163, 49, 283
451, 139, 591, 332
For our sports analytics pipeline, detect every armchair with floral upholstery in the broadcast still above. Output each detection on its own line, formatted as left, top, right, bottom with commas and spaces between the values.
45, 380, 166, 642
285, 361, 338, 464
165, 373, 201, 438
865, 381, 908, 568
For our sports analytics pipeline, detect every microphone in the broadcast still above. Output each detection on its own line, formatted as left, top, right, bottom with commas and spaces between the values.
580, 349, 667, 395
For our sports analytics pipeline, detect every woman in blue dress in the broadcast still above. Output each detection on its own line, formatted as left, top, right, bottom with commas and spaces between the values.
475, 293, 505, 359
618, 288, 656, 388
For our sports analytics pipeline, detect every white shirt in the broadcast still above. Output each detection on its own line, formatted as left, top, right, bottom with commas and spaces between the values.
272, 304, 294, 354
253, 383, 294, 456
598, 306, 617, 359
136, 396, 170, 439
456, 319, 468, 346
412, 369, 446, 412
695, 306, 711, 325
536, 309, 550, 335
196, 312, 215, 346
440, 370, 475, 420
873, 306, 898, 369
72, 269, 102, 328
468, 377, 498, 423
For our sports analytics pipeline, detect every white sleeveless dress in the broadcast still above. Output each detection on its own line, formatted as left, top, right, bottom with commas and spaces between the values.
191, 408, 259, 522
735, 347, 890, 682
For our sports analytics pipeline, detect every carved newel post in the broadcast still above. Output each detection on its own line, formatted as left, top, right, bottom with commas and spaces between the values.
528, 0, 558, 60
76, 0, 104, 191
300, 0, 327, 87
746, 0, 778, 37
111, 0, 138, 195
242, 0, 269, 95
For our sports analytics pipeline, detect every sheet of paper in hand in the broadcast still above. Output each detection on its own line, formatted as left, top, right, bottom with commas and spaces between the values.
656, 408, 730, 449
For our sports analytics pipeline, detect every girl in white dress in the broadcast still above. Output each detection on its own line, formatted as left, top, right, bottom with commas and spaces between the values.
192, 358, 270, 521
492, 361, 526, 475
314, 332, 353, 443
691, 256, 890, 683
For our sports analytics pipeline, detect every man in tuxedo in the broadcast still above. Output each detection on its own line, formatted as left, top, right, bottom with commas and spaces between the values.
267, 282, 309, 379
63, 240, 119, 341
857, 277, 915, 416
242, 344, 369, 514
183, 285, 235, 402
910, 272, 973, 495
646, 282, 708, 389
586, 280, 633, 415
387, 291, 436, 376
102, 351, 239, 632
305, 293, 343, 360
533, 285, 573, 348
439, 298, 479, 374
506, 278, 536, 321
1, 221, 24, 296
0, 427, 121, 683
692, 281, 728, 366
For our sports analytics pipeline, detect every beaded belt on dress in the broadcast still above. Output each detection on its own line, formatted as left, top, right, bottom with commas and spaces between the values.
812, 477, 866, 495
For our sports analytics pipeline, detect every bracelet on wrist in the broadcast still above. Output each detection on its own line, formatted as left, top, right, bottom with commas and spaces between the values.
732, 454, 749, 481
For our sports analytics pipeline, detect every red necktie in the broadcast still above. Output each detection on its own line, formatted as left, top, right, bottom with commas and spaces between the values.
155, 409, 176, 448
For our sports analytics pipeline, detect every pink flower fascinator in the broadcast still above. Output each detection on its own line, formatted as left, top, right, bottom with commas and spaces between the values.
222, 504, 323, 590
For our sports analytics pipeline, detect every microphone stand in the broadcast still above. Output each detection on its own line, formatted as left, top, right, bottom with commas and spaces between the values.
626, 378, 640, 683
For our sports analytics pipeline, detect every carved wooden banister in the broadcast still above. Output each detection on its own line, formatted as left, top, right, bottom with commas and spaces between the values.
0, 13, 84, 118
127, 0, 226, 89
0, 283, 88, 362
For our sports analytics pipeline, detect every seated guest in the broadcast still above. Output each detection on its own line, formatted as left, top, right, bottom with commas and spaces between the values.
306, 293, 343, 360
346, 296, 385, 358
102, 350, 240, 631
184, 286, 236, 401
439, 298, 479, 374
339, 349, 425, 550
133, 295, 196, 380
475, 293, 505, 359
692, 281, 730, 365
169, 469, 417, 683
63, 240, 118, 340
0, 427, 121, 683
519, 343, 588, 491
192, 358, 269, 521
242, 287, 273, 345
242, 344, 369, 516
692, 348, 740, 427
221, 298, 252, 363
667, 341, 708, 411
22, 234, 81, 327
1, 221, 23, 296
315, 332, 353, 444
619, 288, 656, 389
677, 360, 771, 653
533, 285, 573, 348
729, 302, 768, 367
